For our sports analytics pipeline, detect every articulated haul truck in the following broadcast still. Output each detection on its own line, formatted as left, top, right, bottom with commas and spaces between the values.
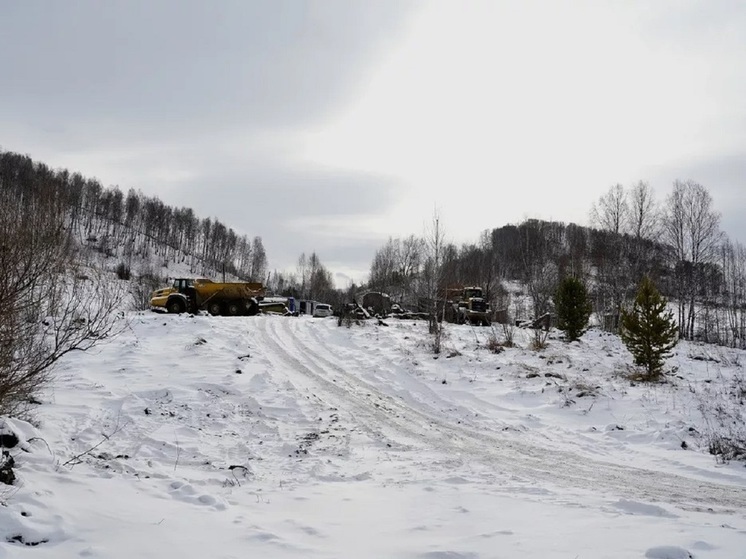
150, 278, 264, 316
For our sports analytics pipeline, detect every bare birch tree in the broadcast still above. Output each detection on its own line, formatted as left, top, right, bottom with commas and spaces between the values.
718, 239, 746, 348
369, 238, 398, 294
517, 219, 558, 321
297, 253, 309, 299
590, 184, 628, 235
625, 180, 660, 289
626, 180, 658, 240
424, 210, 446, 354
663, 180, 722, 339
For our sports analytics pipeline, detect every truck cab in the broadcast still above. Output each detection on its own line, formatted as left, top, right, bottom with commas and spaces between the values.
463, 287, 484, 300
172, 278, 195, 291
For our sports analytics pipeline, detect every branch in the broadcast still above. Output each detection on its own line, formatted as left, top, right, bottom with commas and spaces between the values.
62, 422, 127, 467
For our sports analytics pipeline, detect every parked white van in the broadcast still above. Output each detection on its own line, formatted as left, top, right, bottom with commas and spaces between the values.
312, 303, 333, 318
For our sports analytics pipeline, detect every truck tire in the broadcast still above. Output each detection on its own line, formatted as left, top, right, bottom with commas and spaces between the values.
208, 302, 222, 316
246, 298, 259, 316
226, 301, 241, 316
167, 298, 185, 314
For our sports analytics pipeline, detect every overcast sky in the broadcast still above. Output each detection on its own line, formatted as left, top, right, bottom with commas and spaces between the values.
2, 0, 745, 286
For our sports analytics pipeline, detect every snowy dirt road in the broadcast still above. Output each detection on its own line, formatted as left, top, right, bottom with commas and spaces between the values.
4, 312, 746, 559
254, 316, 746, 513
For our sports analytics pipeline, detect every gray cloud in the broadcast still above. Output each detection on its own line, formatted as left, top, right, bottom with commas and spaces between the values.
643, 150, 746, 244
1, 1, 415, 140
177, 160, 399, 227
4, 0, 746, 284
676, 154, 746, 245
0, 0, 417, 281
168, 156, 401, 279
640, 1, 746, 49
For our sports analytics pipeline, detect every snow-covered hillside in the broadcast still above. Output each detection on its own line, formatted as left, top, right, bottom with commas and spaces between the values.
2, 314, 746, 558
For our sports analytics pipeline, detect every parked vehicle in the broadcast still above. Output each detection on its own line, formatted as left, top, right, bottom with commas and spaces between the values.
312, 303, 333, 318
362, 292, 391, 316
150, 278, 264, 316
418, 286, 491, 326
258, 300, 291, 315
299, 300, 322, 315
444, 286, 491, 326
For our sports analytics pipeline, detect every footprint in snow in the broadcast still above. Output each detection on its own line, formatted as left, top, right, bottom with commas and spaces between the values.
644, 546, 693, 559
168, 480, 226, 510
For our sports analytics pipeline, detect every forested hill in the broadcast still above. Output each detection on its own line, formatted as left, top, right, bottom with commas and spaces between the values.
0, 150, 267, 283
369, 191, 746, 349
4, 149, 745, 349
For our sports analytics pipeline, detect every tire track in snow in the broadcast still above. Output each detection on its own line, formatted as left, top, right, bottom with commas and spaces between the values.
258, 317, 746, 512
256, 318, 425, 450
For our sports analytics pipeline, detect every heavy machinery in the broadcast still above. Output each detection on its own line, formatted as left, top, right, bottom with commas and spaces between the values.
257, 297, 292, 315
362, 292, 391, 316
416, 286, 492, 325
443, 286, 491, 326
150, 278, 264, 316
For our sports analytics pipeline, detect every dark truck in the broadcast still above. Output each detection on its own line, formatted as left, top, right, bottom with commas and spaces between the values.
362, 292, 391, 316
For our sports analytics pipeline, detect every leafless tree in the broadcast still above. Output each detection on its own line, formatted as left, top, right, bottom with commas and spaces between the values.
663, 180, 722, 339
0, 188, 127, 417
423, 210, 446, 353
250, 236, 267, 283
369, 238, 398, 294
588, 183, 657, 331
296, 253, 309, 299
718, 239, 746, 348
590, 184, 628, 235
626, 180, 658, 240
308, 252, 334, 301
369, 235, 425, 306
518, 220, 558, 320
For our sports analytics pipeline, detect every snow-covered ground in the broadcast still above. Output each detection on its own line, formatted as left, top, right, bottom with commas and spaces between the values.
2, 313, 746, 558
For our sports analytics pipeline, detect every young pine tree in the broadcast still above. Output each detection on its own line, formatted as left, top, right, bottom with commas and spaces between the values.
620, 276, 678, 380
555, 276, 592, 342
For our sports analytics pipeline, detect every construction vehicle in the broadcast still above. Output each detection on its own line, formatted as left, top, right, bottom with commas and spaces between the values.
150, 278, 264, 316
362, 292, 391, 316
257, 297, 291, 315
416, 286, 491, 325
443, 286, 491, 326
298, 300, 330, 316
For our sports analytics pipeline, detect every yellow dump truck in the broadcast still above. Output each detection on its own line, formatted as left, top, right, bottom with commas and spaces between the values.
150, 278, 265, 316
442, 286, 491, 326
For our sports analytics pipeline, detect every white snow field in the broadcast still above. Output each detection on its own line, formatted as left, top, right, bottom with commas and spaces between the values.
2, 313, 746, 558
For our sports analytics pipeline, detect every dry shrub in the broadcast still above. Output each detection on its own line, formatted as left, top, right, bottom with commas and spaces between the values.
697, 371, 746, 463
129, 265, 165, 311
530, 328, 549, 351
0, 189, 127, 417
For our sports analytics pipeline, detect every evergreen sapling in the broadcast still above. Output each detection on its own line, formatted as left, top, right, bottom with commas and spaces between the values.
620, 276, 678, 380
555, 276, 592, 342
